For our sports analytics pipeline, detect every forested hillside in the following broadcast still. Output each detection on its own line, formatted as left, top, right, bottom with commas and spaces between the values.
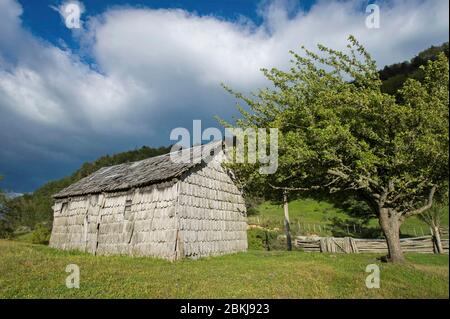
380, 42, 449, 97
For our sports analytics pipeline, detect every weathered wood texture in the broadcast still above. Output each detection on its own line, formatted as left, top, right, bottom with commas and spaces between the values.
177, 152, 247, 259
295, 235, 449, 254
49, 143, 248, 260
53, 142, 221, 198
50, 183, 179, 259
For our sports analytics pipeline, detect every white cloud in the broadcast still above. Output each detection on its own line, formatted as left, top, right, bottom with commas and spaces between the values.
3, 0, 449, 130
0, 0, 448, 191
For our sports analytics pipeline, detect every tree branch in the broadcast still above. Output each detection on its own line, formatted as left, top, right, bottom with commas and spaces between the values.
404, 185, 437, 218
269, 174, 342, 192
269, 168, 385, 206
268, 184, 321, 192
327, 168, 382, 201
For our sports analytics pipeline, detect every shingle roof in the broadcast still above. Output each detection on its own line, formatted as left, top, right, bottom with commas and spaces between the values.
53, 141, 223, 198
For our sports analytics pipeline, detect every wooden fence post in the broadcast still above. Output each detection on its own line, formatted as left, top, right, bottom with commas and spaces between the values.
283, 191, 292, 251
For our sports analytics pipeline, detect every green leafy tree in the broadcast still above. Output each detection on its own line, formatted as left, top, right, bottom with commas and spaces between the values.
220, 36, 449, 262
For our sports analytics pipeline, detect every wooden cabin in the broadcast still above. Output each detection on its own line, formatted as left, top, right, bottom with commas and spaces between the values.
49, 142, 248, 260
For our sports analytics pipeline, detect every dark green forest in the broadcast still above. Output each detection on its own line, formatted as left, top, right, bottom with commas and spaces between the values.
0, 42, 448, 239
380, 42, 449, 97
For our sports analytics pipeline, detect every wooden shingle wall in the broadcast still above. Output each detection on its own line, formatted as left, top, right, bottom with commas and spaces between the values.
177, 154, 248, 259
49, 149, 248, 260
50, 183, 179, 260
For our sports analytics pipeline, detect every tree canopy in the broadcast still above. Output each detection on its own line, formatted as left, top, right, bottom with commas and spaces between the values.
221, 36, 449, 262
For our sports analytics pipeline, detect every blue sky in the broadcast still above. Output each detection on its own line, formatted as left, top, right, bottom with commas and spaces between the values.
0, 0, 449, 192
19, 1, 272, 51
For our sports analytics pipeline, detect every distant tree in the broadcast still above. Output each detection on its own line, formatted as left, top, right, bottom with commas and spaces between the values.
0, 176, 13, 238
418, 201, 448, 254
0, 175, 6, 211
221, 36, 449, 263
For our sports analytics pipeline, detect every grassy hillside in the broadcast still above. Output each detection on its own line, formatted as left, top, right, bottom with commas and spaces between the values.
249, 199, 449, 238
0, 240, 447, 298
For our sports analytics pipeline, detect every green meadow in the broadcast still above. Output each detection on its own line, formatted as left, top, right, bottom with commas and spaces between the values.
0, 240, 447, 299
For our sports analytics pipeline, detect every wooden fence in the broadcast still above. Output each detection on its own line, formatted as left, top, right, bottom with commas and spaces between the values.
295, 235, 449, 254
247, 216, 447, 238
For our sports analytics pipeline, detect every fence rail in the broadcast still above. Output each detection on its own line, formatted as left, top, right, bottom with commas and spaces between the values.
295, 235, 449, 254
248, 216, 449, 238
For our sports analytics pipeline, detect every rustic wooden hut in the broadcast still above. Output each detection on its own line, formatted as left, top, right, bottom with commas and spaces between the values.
49, 141, 248, 260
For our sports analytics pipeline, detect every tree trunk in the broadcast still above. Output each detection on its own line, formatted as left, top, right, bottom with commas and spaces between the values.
379, 208, 405, 263
431, 225, 443, 254
283, 191, 292, 251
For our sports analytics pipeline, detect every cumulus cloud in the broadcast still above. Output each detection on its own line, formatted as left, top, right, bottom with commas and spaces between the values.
0, 0, 448, 191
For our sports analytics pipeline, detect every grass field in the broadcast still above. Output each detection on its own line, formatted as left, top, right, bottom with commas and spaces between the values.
0, 240, 448, 299
249, 198, 449, 237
